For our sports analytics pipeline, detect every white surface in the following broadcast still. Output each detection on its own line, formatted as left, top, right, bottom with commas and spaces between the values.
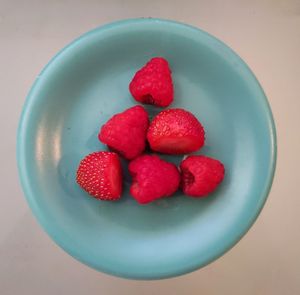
1, 0, 300, 294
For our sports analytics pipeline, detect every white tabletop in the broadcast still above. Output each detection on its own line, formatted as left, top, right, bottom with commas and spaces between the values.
1, 0, 300, 294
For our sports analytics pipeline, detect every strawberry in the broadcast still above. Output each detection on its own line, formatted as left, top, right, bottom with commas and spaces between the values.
128, 154, 180, 204
76, 152, 122, 200
129, 57, 174, 107
98, 105, 149, 160
180, 155, 225, 197
147, 108, 205, 154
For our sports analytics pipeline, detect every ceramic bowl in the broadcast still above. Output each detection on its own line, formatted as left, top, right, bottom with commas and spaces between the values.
17, 19, 276, 279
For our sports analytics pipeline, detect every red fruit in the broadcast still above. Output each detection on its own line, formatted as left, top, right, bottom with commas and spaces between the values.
129, 57, 174, 107
76, 152, 122, 200
180, 155, 225, 197
147, 108, 205, 154
99, 106, 149, 160
129, 155, 180, 204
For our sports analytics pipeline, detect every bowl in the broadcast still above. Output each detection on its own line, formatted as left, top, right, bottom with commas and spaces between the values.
17, 18, 276, 279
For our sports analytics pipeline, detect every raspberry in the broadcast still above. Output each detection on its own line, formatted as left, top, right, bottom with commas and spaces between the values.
98, 105, 149, 160
129, 57, 174, 107
129, 154, 180, 204
76, 152, 122, 200
180, 155, 225, 197
147, 108, 205, 154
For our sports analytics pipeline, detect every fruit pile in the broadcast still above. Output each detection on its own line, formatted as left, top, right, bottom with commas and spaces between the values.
76, 57, 225, 204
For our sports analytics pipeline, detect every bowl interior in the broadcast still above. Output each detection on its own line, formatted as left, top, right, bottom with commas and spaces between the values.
18, 19, 276, 279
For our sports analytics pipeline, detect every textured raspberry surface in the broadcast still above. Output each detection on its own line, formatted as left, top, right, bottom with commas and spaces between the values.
129, 154, 180, 204
99, 105, 149, 160
129, 57, 174, 107
76, 152, 122, 200
147, 108, 205, 154
180, 155, 225, 197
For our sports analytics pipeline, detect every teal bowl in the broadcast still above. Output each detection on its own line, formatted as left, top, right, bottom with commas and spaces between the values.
17, 19, 276, 279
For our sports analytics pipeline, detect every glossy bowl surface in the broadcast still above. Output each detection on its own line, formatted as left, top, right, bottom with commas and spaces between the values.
17, 19, 276, 279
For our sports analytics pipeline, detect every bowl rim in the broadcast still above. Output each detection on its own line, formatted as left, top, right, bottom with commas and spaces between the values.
17, 18, 277, 280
